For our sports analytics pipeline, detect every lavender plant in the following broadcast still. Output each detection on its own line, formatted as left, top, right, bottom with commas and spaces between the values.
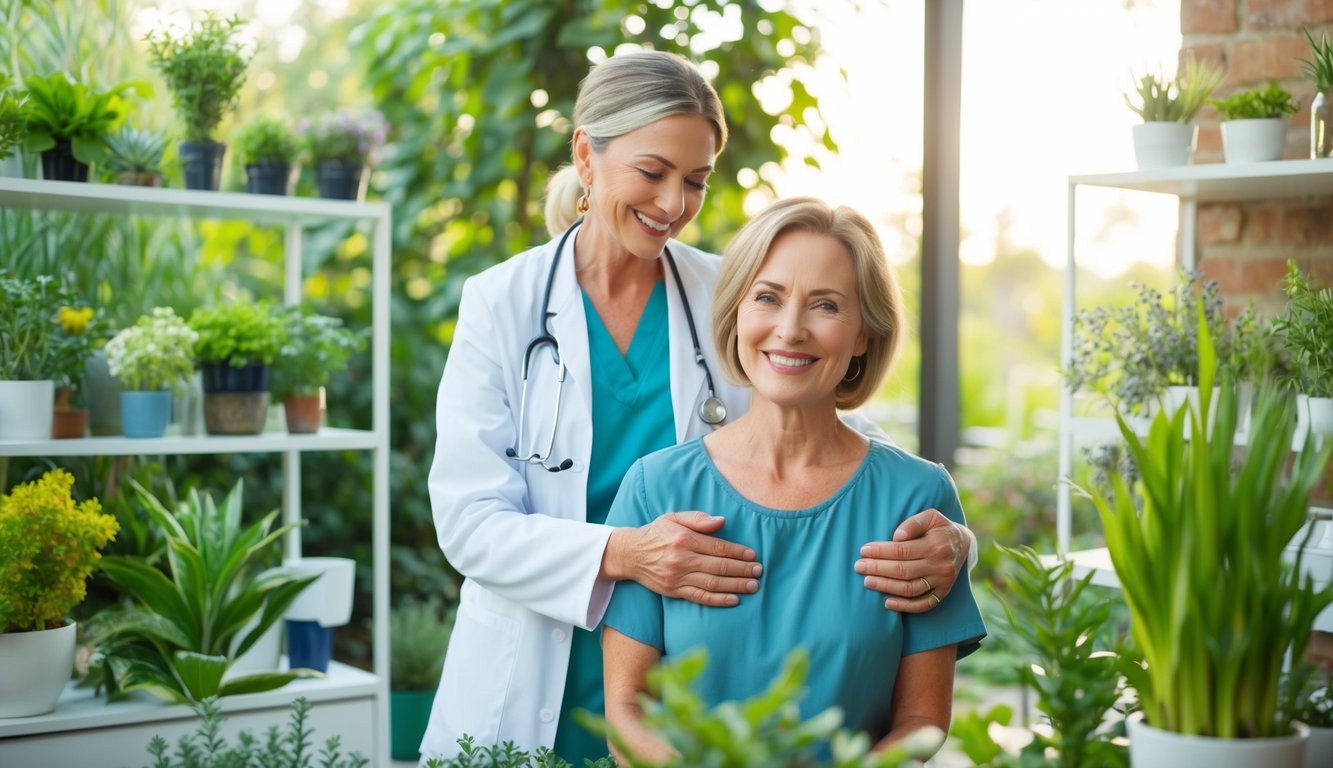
298, 108, 389, 166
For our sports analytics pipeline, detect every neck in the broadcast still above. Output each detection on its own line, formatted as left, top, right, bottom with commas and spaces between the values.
724, 397, 861, 469
572, 223, 662, 297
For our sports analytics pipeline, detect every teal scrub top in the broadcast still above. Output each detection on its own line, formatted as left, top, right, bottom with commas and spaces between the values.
553, 281, 675, 763
602, 439, 986, 744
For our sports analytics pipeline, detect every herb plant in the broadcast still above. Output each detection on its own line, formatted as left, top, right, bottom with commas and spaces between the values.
1288, 665, 1333, 729
1302, 27, 1333, 91
1124, 56, 1223, 123
140, 696, 368, 768
189, 302, 287, 367
0, 273, 82, 381
105, 307, 198, 392
0, 73, 24, 160
1274, 260, 1333, 398
20, 72, 143, 165
390, 596, 454, 691
103, 125, 168, 174
88, 480, 320, 704
145, 13, 251, 142
234, 113, 298, 165
271, 308, 366, 399
424, 737, 616, 768
299, 108, 389, 166
1210, 81, 1300, 120
1090, 310, 1333, 739
0, 469, 117, 633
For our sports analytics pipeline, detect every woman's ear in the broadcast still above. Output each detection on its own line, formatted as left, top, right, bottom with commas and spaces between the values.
572, 128, 593, 186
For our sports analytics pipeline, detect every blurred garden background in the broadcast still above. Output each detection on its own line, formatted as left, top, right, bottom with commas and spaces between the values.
1, 0, 1189, 737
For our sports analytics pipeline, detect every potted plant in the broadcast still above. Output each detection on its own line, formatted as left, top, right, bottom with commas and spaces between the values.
271, 308, 365, 433
0, 74, 24, 174
19, 72, 141, 182
1090, 312, 1333, 766
102, 125, 168, 187
0, 469, 117, 717
47, 305, 99, 439
1210, 81, 1299, 164
104, 307, 198, 438
234, 113, 298, 195
145, 13, 251, 190
1275, 260, 1333, 440
1124, 56, 1223, 169
88, 479, 320, 704
189, 302, 286, 435
0, 274, 80, 440
389, 596, 454, 761
298, 108, 389, 201
1301, 26, 1333, 159
281, 556, 356, 673
1066, 270, 1227, 418
1289, 666, 1333, 766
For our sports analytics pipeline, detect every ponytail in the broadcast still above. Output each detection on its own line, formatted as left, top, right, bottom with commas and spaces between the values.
544, 165, 584, 237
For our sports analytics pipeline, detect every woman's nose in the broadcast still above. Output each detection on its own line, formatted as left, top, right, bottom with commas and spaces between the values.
776, 305, 806, 342
657, 181, 686, 219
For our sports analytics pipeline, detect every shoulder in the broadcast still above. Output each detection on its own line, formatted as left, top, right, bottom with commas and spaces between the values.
864, 441, 956, 495
638, 437, 709, 480
463, 241, 553, 297
666, 240, 723, 284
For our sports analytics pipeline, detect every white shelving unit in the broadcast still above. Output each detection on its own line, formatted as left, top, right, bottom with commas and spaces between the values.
1058, 159, 1333, 631
0, 177, 392, 765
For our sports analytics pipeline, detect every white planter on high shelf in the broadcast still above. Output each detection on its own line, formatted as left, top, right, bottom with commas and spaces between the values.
0, 379, 55, 441
1220, 118, 1287, 163
1128, 712, 1308, 767
283, 557, 356, 628
0, 621, 76, 717
1132, 122, 1198, 169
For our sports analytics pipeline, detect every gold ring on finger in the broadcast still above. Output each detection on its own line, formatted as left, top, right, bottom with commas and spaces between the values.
928, 591, 941, 608
920, 576, 932, 596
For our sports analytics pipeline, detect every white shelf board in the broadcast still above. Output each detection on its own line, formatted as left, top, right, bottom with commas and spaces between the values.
0, 660, 379, 738
1069, 158, 1333, 201
0, 177, 390, 225
0, 427, 378, 457
1042, 547, 1122, 589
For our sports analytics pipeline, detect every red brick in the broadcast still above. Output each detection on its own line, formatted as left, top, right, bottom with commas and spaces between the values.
1195, 124, 1224, 163
1246, 0, 1311, 30
1231, 35, 1309, 83
1247, 202, 1333, 245
1310, 3, 1333, 23
1183, 0, 1238, 33
1201, 255, 1294, 294
1198, 203, 1244, 243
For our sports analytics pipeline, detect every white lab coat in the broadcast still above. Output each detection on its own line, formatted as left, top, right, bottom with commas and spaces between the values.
420, 229, 752, 759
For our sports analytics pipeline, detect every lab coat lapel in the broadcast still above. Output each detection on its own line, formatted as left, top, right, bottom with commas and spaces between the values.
546, 231, 593, 434
665, 247, 708, 443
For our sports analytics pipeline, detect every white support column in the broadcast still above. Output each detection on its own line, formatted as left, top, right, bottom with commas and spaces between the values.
370, 208, 392, 767
284, 217, 304, 560
1058, 182, 1078, 555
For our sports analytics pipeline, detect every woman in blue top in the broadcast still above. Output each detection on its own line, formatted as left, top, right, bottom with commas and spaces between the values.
602, 198, 987, 762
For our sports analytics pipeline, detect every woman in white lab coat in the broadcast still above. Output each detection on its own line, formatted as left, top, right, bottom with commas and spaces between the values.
422, 50, 973, 763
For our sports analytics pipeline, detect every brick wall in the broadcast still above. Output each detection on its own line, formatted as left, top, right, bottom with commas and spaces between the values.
1180, 0, 1333, 309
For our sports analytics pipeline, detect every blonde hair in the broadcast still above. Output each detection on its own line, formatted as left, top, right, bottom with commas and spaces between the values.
545, 51, 728, 236
712, 197, 904, 410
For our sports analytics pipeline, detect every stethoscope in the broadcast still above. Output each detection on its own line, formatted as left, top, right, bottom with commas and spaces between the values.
506, 220, 726, 473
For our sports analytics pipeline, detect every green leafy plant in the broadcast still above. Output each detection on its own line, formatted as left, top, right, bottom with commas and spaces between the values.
390, 596, 453, 691
47, 304, 100, 403
145, 13, 251, 142
424, 738, 616, 768
1124, 56, 1223, 123
577, 649, 942, 768
105, 307, 198, 392
88, 479, 320, 705
189, 302, 287, 367
1090, 308, 1333, 739
0, 273, 81, 380
103, 125, 168, 174
270, 308, 365, 400
1302, 27, 1333, 92
140, 696, 368, 768
990, 545, 1127, 767
1210, 81, 1300, 120
20, 72, 143, 164
234, 113, 298, 165
1066, 270, 1227, 415
0, 469, 117, 633
1274, 260, 1333, 398
1288, 664, 1333, 728
298, 109, 389, 166
0, 73, 24, 160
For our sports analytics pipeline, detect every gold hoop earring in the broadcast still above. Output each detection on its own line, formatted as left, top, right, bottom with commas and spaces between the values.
843, 356, 863, 383
577, 188, 591, 214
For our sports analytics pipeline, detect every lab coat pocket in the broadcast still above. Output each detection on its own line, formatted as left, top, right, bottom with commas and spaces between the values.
437, 590, 522, 745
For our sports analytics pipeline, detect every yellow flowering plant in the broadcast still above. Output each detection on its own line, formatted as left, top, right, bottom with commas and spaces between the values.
48, 305, 100, 406
0, 469, 118, 633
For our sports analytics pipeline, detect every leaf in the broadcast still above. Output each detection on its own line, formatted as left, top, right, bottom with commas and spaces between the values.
171, 651, 228, 701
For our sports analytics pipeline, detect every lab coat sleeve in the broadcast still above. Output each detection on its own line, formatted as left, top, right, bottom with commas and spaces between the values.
430, 277, 614, 630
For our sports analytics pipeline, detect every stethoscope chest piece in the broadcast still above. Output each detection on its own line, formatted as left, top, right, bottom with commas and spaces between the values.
698, 396, 726, 426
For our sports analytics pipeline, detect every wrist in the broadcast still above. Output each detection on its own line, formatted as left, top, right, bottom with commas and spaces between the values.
602, 527, 633, 581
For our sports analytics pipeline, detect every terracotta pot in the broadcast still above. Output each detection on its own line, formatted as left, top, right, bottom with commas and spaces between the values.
51, 408, 88, 439
284, 395, 323, 434
114, 171, 163, 187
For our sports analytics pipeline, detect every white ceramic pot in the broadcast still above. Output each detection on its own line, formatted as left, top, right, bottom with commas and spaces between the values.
1303, 724, 1333, 768
282, 557, 356, 628
1163, 385, 1220, 432
1132, 122, 1198, 170
1307, 396, 1333, 438
1220, 118, 1288, 164
225, 614, 283, 678
0, 621, 76, 717
0, 379, 55, 441
1128, 712, 1308, 767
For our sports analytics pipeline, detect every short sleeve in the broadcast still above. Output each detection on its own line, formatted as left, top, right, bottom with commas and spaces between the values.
600, 460, 666, 652
901, 466, 987, 659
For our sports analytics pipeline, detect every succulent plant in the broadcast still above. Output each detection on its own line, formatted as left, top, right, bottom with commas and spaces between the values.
102, 126, 167, 174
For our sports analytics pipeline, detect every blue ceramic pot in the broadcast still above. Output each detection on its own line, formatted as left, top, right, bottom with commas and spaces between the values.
120, 391, 171, 438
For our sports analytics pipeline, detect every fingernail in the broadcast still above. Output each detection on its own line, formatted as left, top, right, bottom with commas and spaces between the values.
726, 595, 739, 606
854, 560, 867, 574
746, 580, 759, 592
751, 564, 763, 577
864, 576, 873, 588
709, 516, 724, 523
860, 544, 872, 556
744, 548, 756, 560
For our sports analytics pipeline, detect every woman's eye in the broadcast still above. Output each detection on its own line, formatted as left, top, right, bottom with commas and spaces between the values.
754, 292, 777, 304
686, 178, 708, 191
815, 301, 838, 312
637, 168, 663, 181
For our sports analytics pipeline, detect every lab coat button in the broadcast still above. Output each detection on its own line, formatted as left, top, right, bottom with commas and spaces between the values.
552, 628, 567, 643
540, 708, 554, 723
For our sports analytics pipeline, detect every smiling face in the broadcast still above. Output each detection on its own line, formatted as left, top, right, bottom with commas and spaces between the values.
574, 113, 717, 261
735, 229, 868, 410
